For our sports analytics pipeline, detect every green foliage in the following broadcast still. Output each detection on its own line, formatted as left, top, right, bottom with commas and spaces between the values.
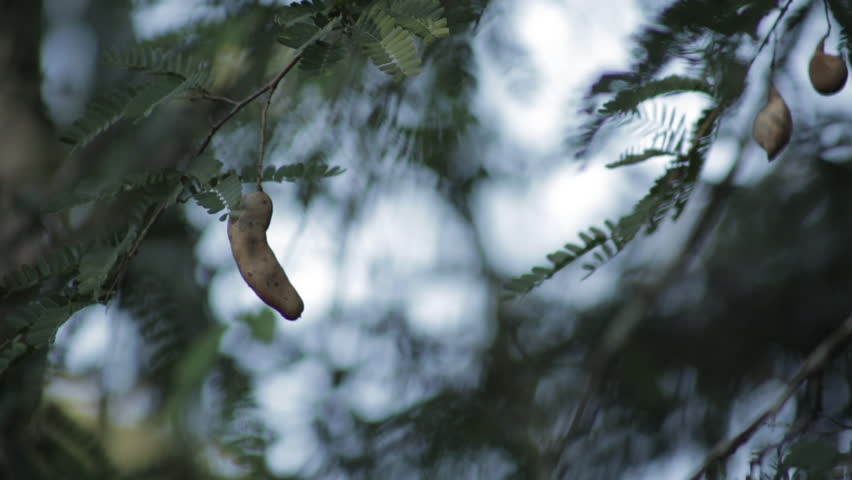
300, 40, 347, 75
577, 76, 712, 158
617, 164, 693, 243
61, 49, 212, 154
354, 4, 423, 78
167, 325, 228, 421
59, 84, 147, 153
45, 168, 182, 213
607, 148, 673, 169
597, 76, 713, 117
105, 47, 211, 85
384, 0, 450, 46
75, 231, 137, 300
278, 21, 324, 49
239, 161, 347, 184
0, 244, 86, 295
5, 299, 87, 349
503, 223, 623, 299
517, 37, 725, 297
106, 47, 211, 116
123, 285, 184, 379
510, 115, 716, 299
276, 0, 327, 27
0, 336, 27, 377
239, 310, 277, 344
32, 404, 117, 479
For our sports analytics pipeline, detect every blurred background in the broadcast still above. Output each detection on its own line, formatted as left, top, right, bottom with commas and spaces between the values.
3, 0, 852, 478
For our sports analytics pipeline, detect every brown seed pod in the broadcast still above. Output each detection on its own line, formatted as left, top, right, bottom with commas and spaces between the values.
228, 191, 304, 320
752, 85, 792, 161
809, 38, 848, 95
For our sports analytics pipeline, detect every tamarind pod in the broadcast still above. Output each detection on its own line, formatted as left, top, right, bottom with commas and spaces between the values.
227, 191, 304, 320
809, 39, 848, 95
752, 85, 792, 161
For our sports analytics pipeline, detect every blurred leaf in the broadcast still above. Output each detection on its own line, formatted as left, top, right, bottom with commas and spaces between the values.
240, 310, 277, 344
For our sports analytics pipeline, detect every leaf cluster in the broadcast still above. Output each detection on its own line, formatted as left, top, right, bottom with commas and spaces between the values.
276, 0, 450, 79
60, 48, 212, 154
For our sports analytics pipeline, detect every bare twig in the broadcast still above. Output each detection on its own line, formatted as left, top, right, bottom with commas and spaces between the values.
257, 54, 303, 191
257, 90, 273, 192
745, 0, 796, 71
194, 52, 303, 159
688, 311, 852, 480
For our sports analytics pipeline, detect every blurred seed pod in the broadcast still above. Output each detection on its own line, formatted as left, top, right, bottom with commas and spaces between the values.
809, 38, 848, 95
752, 84, 792, 161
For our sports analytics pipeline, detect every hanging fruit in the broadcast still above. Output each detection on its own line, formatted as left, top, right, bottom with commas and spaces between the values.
809, 38, 848, 95
752, 84, 792, 161
228, 191, 304, 320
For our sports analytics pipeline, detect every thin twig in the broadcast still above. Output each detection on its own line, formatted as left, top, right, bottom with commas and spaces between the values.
257, 90, 273, 192
688, 311, 852, 480
745, 0, 796, 71
256, 53, 304, 191
194, 53, 303, 159
257, 54, 303, 191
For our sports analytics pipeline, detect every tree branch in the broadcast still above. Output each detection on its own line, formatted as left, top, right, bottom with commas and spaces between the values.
688, 311, 852, 480
561, 0, 797, 448
194, 52, 303, 160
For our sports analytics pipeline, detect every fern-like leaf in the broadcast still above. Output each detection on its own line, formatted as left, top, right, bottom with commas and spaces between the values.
355, 7, 421, 78
0, 244, 86, 295
275, 0, 327, 27
62, 48, 212, 152
598, 75, 713, 116
615, 164, 692, 245
239, 161, 346, 184
186, 153, 224, 186
121, 282, 187, 380
217, 174, 243, 213
0, 336, 27, 376
105, 47, 211, 89
6, 299, 88, 349
575, 76, 712, 158
503, 224, 621, 299
300, 40, 346, 74
384, 0, 450, 46
59, 84, 146, 152
45, 168, 182, 212
122, 76, 186, 119
506, 107, 719, 300
278, 22, 322, 49
75, 231, 136, 300
192, 172, 243, 217
193, 191, 227, 215
607, 148, 673, 169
